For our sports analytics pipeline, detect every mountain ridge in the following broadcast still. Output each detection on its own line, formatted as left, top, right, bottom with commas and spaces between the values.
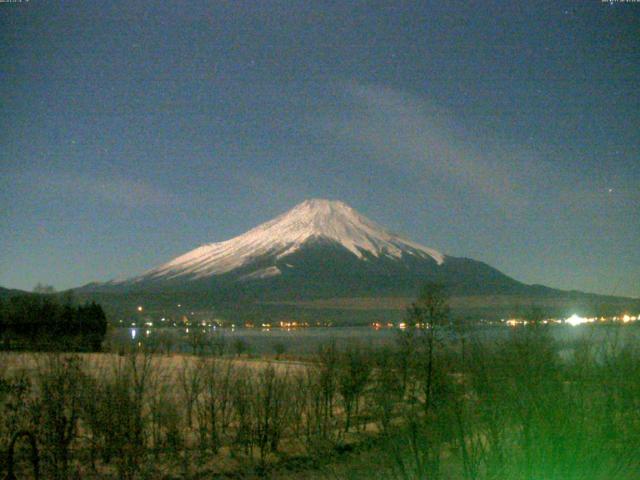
74, 199, 639, 320
109, 198, 445, 287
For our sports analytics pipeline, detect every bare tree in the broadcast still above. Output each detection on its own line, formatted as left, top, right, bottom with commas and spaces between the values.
231, 366, 254, 456
177, 358, 202, 430
251, 365, 291, 468
187, 328, 208, 356
273, 342, 287, 360
34, 355, 85, 480
337, 345, 371, 433
232, 338, 249, 357
197, 359, 236, 453
94, 351, 154, 480
406, 283, 450, 415
370, 347, 404, 433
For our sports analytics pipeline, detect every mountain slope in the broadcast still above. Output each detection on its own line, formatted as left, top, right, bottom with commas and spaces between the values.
123, 199, 444, 285
75, 199, 640, 320
82, 198, 533, 300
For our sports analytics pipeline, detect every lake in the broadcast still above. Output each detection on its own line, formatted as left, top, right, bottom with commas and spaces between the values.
109, 323, 640, 356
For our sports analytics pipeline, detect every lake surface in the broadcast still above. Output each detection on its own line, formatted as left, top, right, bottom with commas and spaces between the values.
110, 323, 640, 355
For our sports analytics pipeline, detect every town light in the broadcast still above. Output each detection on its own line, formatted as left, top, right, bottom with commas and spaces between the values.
566, 314, 587, 327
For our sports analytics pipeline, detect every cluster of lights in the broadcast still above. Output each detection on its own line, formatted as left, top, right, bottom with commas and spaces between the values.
243, 320, 312, 329
124, 308, 639, 339
371, 322, 396, 330
504, 318, 562, 326
618, 314, 636, 323
565, 313, 638, 326
502, 314, 639, 327
284, 321, 311, 330
565, 314, 590, 327
392, 322, 432, 330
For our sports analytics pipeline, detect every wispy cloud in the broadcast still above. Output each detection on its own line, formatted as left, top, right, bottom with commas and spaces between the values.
317, 82, 541, 212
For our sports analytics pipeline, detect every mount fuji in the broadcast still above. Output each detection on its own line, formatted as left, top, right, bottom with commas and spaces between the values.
76, 199, 639, 321
84, 199, 545, 300
127, 198, 444, 283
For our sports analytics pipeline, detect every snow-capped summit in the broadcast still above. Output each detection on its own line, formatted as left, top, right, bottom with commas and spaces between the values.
79, 200, 630, 313
76, 199, 636, 322
83, 198, 549, 302
125, 199, 444, 283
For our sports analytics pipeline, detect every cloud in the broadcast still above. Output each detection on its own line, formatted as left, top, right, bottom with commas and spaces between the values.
316, 82, 538, 212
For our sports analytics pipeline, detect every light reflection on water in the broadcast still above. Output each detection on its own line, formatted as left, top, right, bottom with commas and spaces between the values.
111, 324, 640, 356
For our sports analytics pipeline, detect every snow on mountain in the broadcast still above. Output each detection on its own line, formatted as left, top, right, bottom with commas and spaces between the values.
124, 199, 444, 283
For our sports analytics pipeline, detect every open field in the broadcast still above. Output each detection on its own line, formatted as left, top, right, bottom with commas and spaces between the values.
3, 323, 640, 479
0, 352, 307, 378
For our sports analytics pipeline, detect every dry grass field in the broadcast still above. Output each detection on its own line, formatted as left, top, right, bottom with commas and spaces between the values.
0, 351, 308, 378
3, 323, 640, 479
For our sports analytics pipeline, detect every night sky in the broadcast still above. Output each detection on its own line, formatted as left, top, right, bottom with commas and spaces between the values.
1, 1, 639, 298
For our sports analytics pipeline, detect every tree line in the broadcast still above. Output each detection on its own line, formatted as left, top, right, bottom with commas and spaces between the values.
0, 294, 107, 351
